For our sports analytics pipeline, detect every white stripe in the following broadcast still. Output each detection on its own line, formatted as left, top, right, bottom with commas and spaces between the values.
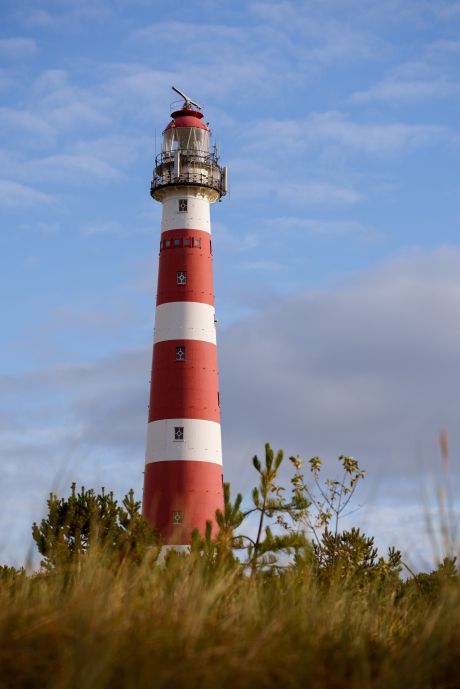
158, 545, 190, 560
154, 301, 216, 344
162, 193, 210, 233
145, 419, 222, 465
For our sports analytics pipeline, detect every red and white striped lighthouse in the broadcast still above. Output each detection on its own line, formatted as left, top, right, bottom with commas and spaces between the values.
142, 87, 227, 546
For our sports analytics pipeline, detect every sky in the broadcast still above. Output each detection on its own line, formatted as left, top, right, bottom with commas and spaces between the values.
1, 0, 460, 569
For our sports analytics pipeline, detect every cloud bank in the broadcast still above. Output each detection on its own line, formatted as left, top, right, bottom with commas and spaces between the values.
2, 246, 460, 565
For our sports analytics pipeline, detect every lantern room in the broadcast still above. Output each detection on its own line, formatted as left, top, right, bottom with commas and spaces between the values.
163, 108, 210, 155
151, 93, 227, 201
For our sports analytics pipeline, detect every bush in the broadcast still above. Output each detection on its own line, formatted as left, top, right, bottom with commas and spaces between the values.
32, 484, 159, 569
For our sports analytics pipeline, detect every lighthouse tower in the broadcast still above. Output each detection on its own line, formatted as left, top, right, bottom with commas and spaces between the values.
142, 87, 227, 546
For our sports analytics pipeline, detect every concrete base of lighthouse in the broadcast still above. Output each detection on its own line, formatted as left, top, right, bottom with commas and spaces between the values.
143, 460, 223, 545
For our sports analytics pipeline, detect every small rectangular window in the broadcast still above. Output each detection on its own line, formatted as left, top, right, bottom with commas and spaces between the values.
173, 238, 181, 247
177, 271, 187, 285
165, 240, 171, 248
183, 238, 191, 247
176, 346, 186, 361
172, 510, 183, 525
174, 426, 184, 441
210, 240, 213, 255
178, 199, 188, 212
193, 238, 201, 248
160, 241, 164, 250
217, 391, 220, 407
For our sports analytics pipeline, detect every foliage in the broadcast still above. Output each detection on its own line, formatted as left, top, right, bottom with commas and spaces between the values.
0, 441, 458, 687
402, 556, 458, 600
30, 444, 394, 582
301, 453, 365, 539
189, 482, 244, 574
0, 565, 25, 586
32, 483, 159, 569
0, 551, 459, 689
242, 443, 310, 573
313, 527, 402, 585
202, 443, 373, 577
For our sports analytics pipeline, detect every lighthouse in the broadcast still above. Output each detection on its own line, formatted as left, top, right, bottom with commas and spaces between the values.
142, 87, 227, 546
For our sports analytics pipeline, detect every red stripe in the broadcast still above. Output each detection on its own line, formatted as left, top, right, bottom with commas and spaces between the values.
143, 460, 224, 544
157, 229, 214, 306
161, 229, 211, 241
148, 340, 220, 422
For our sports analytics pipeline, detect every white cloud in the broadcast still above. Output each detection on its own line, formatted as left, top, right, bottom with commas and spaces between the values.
0, 107, 55, 143
351, 78, 460, 103
438, 2, 460, 18
80, 219, 150, 236
350, 55, 460, 104
213, 222, 260, 253
19, 0, 113, 29
245, 111, 447, 155
32, 69, 112, 130
133, 21, 245, 46
430, 40, 460, 53
2, 247, 460, 564
0, 179, 54, 207
219, 246, 460, 485
0, 71, 114, 158
0, 37, 37, 59
101, 65, 175, 120
277, 182, 362, 205
228, 157, 362, 205
249, 1, 388, 64
29, 153, 121, 182
21, 9, 57, 29
72, 134, 148, 167
269, 217, 382, 242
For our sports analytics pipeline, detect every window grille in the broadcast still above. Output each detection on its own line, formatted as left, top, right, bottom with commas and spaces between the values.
174, 426, 184, 441
178, 199, 188, 212
176, 346, 186, 361
177, 271, 187, 285
172, 510, 183, 525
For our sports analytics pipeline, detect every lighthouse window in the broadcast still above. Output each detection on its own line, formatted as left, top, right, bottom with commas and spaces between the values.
183, 238, 191, 247
176, 346, 186, 361
173, 238, 181, 247
174, 426, 184, 441
178, 199, 188, 212
165, 240, 171, 248
172, 510, 183, 525
177, 271, 187, 285
193, 238, 201, 248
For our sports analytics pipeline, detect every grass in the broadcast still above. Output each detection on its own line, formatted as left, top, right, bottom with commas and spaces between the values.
2, 440, 458, 688
1, 550, 460, 689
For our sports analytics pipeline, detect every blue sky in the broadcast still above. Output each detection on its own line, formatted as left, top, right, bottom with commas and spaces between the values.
1, 0, 460, 568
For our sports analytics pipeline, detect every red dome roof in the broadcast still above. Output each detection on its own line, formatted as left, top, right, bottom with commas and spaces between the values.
165, 108, 209, 132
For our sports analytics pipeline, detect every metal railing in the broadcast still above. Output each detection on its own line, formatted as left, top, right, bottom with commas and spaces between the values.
151, 149, 226, 197
154, 149, 219, 169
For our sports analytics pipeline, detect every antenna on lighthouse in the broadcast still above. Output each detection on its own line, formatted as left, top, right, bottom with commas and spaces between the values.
171, 85, 203, 110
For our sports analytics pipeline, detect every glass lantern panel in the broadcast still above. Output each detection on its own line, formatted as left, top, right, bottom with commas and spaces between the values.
163, 127, 209, 154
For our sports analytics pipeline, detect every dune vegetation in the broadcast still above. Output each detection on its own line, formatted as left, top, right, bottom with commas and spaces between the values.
1, 444, 459, 689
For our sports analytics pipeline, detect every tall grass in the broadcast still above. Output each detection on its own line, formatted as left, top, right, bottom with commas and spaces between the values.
1, 550, 459, 689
